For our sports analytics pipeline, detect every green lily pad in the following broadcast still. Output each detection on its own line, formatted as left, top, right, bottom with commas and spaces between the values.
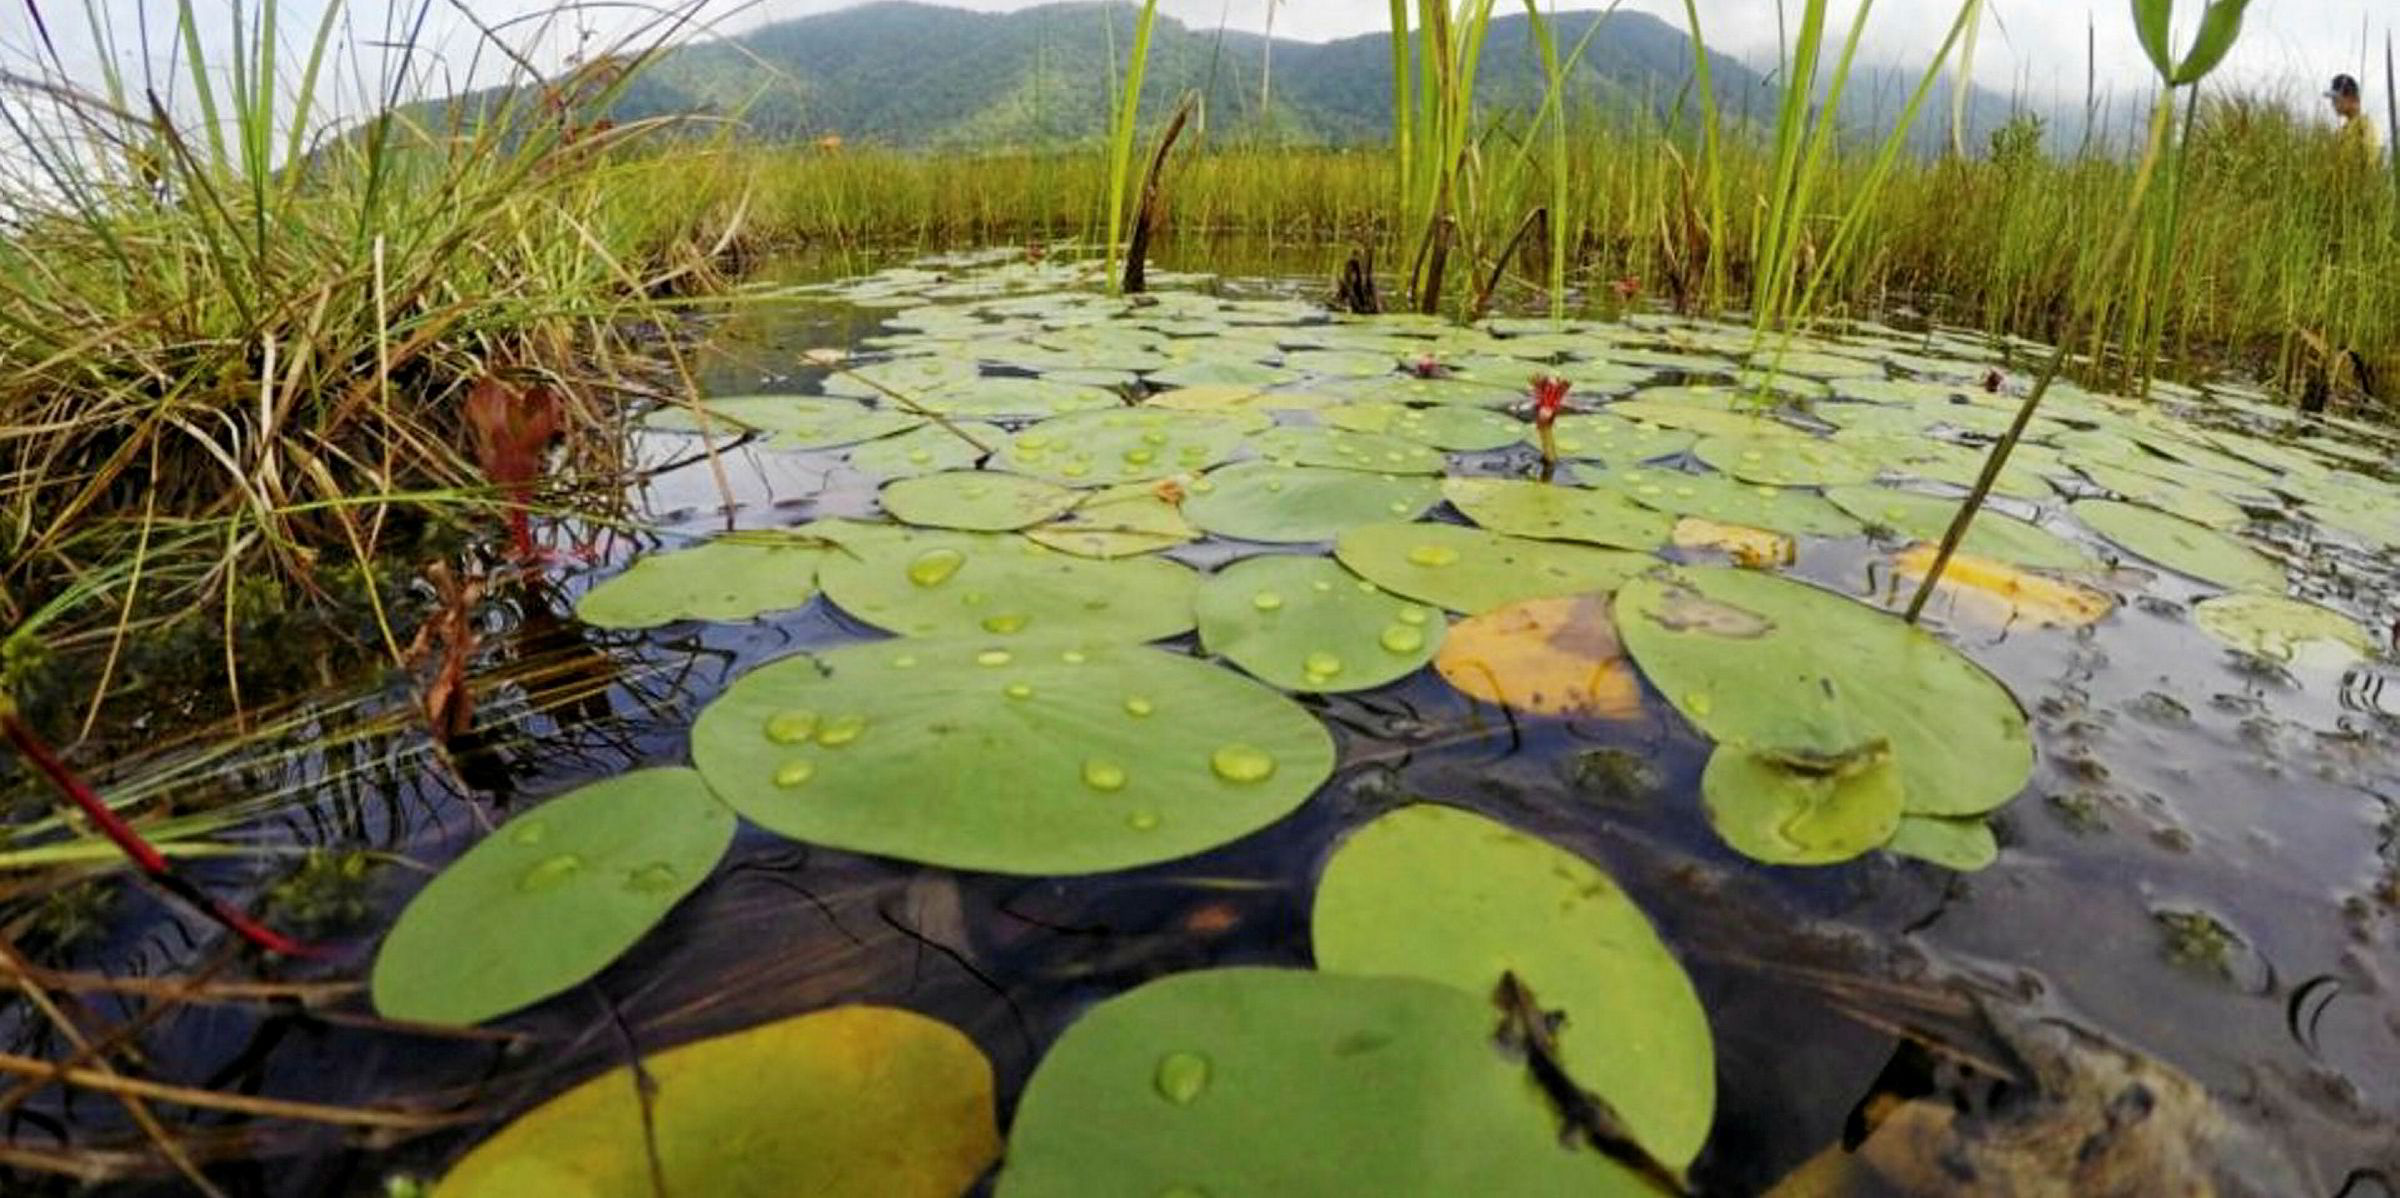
1146, 359, 1302, 390
1196, 556, 1446, 693
1700, 743, 1905, 866
1443, 478, 1673, 549
1542, 414, 1700, 464
1312, 805, 1715, 1167
1336, 523, 1653, 615
1317, 374, 1524, 408
1282, 348, 1400, 377
1001, 409, 1252, 487
373, 769, 735, 1025
2072, 500, 2284, 592
1255, 427, 1446, 476
823, 355, 984, 398
1183, 462, 1442, 543
1609, 401, 1789, 439
1889, 441, 2061, 501
1328, 403, 1525, 451
1695, 433, 1882, 487
1887, 814, 1999, 872
2192, 593, 2374, 664
819, 529, 1199, 640
1593, 468, 1863, 538
433, 1006, 999, 1198
1148, 385, 1338, 415
1616, 567, 2033, 817
2076, 463, 2251, 531
915, 378, 1121, 419
880, 471, 1079, 532
691, 637, 1334, 874
846, 422, 1005, 479
1025, 482, 1198, 558
1829, 378, 1975, 405
648, 397, 923, 449
996, 968, 1653, 1197
574, 532, 830, 628
1824, 486, 2095, 572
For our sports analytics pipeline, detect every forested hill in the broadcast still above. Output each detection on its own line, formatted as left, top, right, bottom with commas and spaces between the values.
591, 2, 2032, 149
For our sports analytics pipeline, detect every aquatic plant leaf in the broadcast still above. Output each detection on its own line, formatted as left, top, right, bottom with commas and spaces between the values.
1444, 478, 1673, 550
1828, 377, 1974, 405
1616, 568, 2033, 817
1328, 403, 1525, 451
2072, 500, 2284, 592
914, 377, 1121, 419
1593, 468, 1863, 538
1183, 462, 1441, 543
1282, 348, 1401, 377
1254, 427, 1446, 475
691, 637, 1333, 874
1196, 556, 1445, 693
646, 397, 921, 448
879, 471, 1079, 532
1889, 441, 2061, 501
1695, 433, 1882, 487
1890, 545, 2114, 629
1887, 814, 1999, 872
1336, 523, 1653, 615
1146, 358, 1302, 390
1312, 805, 1715, 1166
1025, 481, 1197, 558
846, 421, 1005, 479
1609, 400, 1789, 438
822, 355, 984, 398
819, 529, 1198, 640
1825, 486, 2096, 572
1147, 384, 1337, 415
1700, 744, 1906, 866
1317, 374, 1524, 408
1670, 519, 1796, 568
1433, 595, 1641, 718
2192, 593, 2373, 664
432, 1006, 998, 1198
1001, 409, 1252, 487
373, 769, 735, 1025
573, 533, 829, 629
1542, 414, 1700, 464
996, 968, 1654, 1197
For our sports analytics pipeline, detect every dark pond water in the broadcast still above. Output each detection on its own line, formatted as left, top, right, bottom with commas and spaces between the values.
9, 244, 2400, 1196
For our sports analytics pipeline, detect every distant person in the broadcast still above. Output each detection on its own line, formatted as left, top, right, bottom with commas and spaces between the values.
2328, 74, 2380, 166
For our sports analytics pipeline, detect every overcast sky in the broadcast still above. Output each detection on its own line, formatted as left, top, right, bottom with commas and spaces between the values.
7, 0, 2391, 114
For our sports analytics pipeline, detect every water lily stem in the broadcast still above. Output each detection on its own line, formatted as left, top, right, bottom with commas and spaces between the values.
1903, 339, 2071, 624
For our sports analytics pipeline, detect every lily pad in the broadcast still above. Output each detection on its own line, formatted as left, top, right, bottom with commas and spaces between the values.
819, 529, 1199, 640
1148, 385, 1337, 415
2076, 463, 2250, 531
691, 637, 1334, 874
1700, 743, 1906, 866
1887, 814, 1999, 872
1282, 348, 1400, 377
1196, 556, 1445, 693
1616, 567, 2033, 817
1890, 545, 2114, 629
1695, 433, 1882, 487
1443, 478, 1673, 549
1542, 414, 1700, 465
2192, 593, 2374, 664
1002, 409, 1251, 487
1146, 358, 1302, 391
1025, 481, 1198, 558
1825, 486, 2095, 572
880, 471, 1079, 532
373, 769, 735, 1025
1594, 468, 1863, 538
1312, 805, 1715, 1167
1610, 400, 1789, 439
846, 422, 1005, 479
1433, 594, 1642, 718
1183, 462, 1442, 544
574, 532, 831, 629
433, 1007, 999, 1198
1255, 427, 1446, 476
1336, 523, 1653, 615
996, 968, 1652, 1197
1328, 403, 1525, 451
915, 377, 1121, 419
2072, 500, 2285, 592
648, 397, 923, 449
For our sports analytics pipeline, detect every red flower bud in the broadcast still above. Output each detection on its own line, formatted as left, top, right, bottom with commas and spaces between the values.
1530, 375, 1572, 431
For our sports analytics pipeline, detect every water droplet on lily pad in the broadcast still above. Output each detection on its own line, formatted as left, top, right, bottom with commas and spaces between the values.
1127, 810, 1162, 831
625, 862, 680, 893
765, 710, 819, 744
909, 548, 965, 588
1252, 591, 1285, 612
1125, 696, 1156, 717
817, 714, 867, 747
982, 613, 1031, 634
1685, 692, 1714, 717
517, 854, 585, 894
1211, 744, 1277, 784
1396, 606, 1430, 627
510, 820, 548, 846
1380, 625, 1426, 654
1154, 1051, 1211, 1103
977, 649, 1014, 667
1304, 651, 1344, 677
892, 653, 920, 669
1407, 544, 1460, 567
1006, 682, 1035, 700
775, 760, 818, 788
1084, 760, 1129, 792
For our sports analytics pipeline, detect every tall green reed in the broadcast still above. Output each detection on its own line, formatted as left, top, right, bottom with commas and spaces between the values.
1102, 0, 1162, 294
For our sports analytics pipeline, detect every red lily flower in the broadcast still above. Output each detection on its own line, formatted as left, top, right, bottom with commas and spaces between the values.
465, 377, 564, 564
1530, 374, 1573, 430
1411, 354, 1448, 379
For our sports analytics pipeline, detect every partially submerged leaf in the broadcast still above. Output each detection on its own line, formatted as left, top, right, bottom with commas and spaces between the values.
1890, 545, 2114, 629
1887, 814, 2000, 872
433, 1006, 998, 1198
1434, 594, 1644, 718
1313, 806, 1716, 1168
373, 769, 735, 1025
1701, 743, 1906, 866
1671, 518, 1796, 568
997, 968, 1655, 1196
1196, 556, 1446, 693
2192, 593, 2374, 665
1336, 523, 1653, 615
691, 637, 1334, 874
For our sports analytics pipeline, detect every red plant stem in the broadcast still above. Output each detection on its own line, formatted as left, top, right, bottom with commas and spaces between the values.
1, 706, 318, 958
